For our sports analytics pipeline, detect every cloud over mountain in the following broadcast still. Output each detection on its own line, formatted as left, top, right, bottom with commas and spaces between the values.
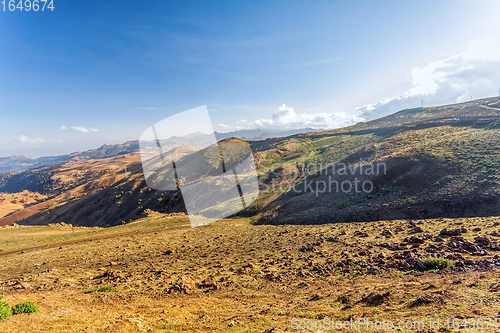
218, 104, 363, 132
358, 36, 500, 120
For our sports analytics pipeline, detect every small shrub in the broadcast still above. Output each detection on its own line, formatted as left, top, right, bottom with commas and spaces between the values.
84, 285, 117, 294
422, 257, 454, 270
12, 301, 39, 314
0, 297, 12, 321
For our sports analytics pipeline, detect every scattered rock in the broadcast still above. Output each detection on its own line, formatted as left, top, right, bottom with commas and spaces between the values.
414, 226, 423, 233
99, 269, 123, 282
411, 294, 438, 306
299, 245, 315, 252
475, 236, 492, 245
337, 295, 352, 305
14, 280, 29, 289
362, 292, 390, 305
440, 227, 467, 236
354, 231, 369, 237
199, 278, 219, 290
405, 236, 425, 244
167, 276, 198, 294
381, 229, 394, 237
265, 272, 282, 281
237, 264, 254, 274
341, 251, 350, 257
489, 283, 500, 292
408, 220, 417, 227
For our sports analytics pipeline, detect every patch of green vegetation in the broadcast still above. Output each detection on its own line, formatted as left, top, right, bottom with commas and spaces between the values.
84, 285, 119, 294
11, 301, 39, 314
422, 257, 454, 270
339, 202, 349, 208
0, 297, 12, 321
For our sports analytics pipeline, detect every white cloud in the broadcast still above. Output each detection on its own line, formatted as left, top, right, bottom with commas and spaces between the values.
71, 126, 98, 133
357, 36, 500, 120
60, 125, 67, 131
217, 123, 233, 131
217, 104, 363, 132
17, 134, 45, 144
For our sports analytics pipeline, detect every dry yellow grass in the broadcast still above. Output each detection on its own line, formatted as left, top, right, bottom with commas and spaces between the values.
0, 191, 47, 219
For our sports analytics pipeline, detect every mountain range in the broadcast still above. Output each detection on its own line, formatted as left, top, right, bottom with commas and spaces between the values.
1, 97, 500, 227
0, 128, 317, 174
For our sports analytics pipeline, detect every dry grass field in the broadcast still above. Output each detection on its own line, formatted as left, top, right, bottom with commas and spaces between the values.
0, 191, 47, 219
0, 213, 499, 332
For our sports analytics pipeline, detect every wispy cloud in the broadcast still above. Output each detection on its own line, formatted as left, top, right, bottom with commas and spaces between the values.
17, 134, 45, 144
61, 125, 99, 133
72, 126, 98, 133
15, 134, 64, 145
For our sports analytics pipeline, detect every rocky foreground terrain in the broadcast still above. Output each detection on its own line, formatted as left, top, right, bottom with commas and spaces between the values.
0, 213, 499, 332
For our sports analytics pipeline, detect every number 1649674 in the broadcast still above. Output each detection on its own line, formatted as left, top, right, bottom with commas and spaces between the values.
1, 0, 54, 11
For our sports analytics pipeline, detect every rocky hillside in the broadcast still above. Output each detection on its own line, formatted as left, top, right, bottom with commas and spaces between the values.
253, 97, 500, 224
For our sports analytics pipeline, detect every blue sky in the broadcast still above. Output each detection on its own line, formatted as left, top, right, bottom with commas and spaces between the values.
1, 0, 499, 157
